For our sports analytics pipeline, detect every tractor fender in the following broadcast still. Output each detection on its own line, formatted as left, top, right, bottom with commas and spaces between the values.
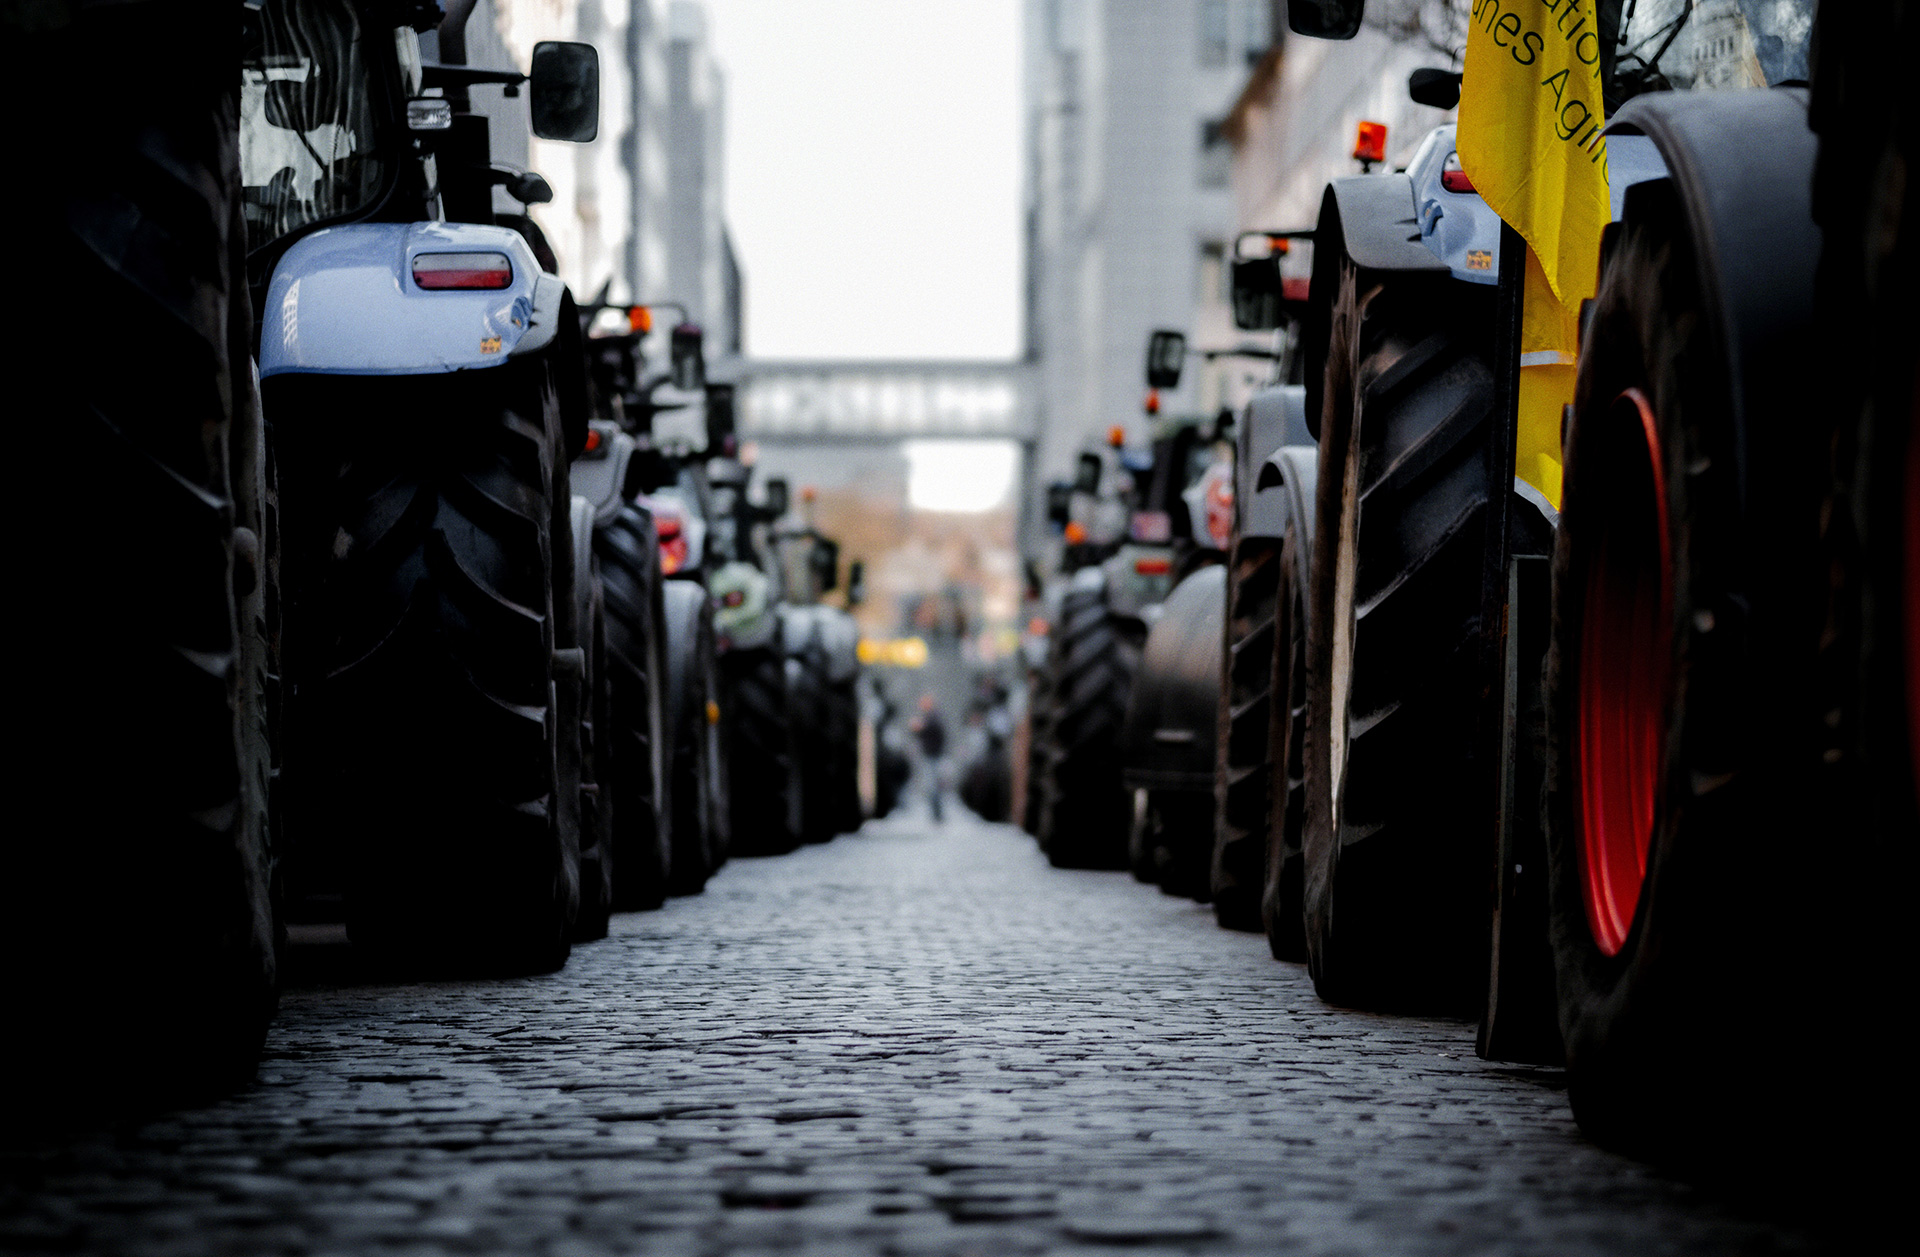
1405, 124, 1505, 287
1236, 385, 1311, 543
816, 607, 862, 686
1325, 174, 1451, 276
260, 221, 561, 378
1121, 564, 1226, 792
568, 495, 597, 647
1250, 446, 1320, 551
1605, 88, 1819, 522
571, 426, 637, 526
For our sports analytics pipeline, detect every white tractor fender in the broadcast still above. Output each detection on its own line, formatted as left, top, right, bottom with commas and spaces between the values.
260, 221, 560, 378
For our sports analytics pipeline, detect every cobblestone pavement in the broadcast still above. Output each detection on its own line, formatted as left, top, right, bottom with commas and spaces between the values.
2, 814, 1833, 1256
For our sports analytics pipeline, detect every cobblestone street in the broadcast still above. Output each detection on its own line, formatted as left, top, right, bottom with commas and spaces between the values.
3, 815, 1829, 1256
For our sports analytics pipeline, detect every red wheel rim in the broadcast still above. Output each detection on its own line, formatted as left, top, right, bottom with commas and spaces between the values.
1575, 389, 1673, 957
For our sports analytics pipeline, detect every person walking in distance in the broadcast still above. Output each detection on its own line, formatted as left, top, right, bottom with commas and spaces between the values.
911, 694, 948, 823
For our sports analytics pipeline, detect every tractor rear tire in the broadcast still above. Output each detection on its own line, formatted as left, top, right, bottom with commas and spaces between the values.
1212, 535, 1280, 931
273, 366, 575, 976
1302, 258, 1498, 1012
787, 614, 838, 845
1546, 184, 1836, 1166
663, 580, 721, 894
720, 645, 803, 855
1142, 791, 1213, 902
10, 6, 279, 1110
1021, 660, 1054, 836
572, 561, 613, 941
1263, 525, 1311, 963
1036, 582, 1141, 869
598, 502, 672, 910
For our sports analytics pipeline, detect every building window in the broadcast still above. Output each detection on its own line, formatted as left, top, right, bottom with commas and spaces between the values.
1199, 241, 1228, 307
1199, 119, 1230, 188
1200, 0, 1230, 68
1242, 0, 1272, 63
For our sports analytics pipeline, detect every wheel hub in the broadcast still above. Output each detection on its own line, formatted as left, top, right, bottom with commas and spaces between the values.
1575, 389, 1672, 957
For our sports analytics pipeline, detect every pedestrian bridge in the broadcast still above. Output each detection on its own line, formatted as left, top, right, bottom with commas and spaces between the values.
734, 359, 1035, 442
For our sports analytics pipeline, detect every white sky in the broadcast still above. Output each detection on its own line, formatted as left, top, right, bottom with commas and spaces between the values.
702, 0, 1023, 361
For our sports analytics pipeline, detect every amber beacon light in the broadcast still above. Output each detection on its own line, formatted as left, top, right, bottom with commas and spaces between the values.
1353, 120, 1388, 168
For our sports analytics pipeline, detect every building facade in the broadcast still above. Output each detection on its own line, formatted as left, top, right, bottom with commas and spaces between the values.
1023, 0, 1273, 486
430, 0, 741, 359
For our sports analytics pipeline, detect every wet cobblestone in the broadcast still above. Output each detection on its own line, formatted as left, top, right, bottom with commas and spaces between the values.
2, 815, 1826, 1255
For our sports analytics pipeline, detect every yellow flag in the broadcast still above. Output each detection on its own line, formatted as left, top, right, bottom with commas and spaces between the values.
1457, 0, 1612, 508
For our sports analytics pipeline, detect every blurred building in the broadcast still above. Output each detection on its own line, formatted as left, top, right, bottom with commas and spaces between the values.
1023, 0, 1273, 485
1224, 2, 1458, 241
430, 0, 741, 357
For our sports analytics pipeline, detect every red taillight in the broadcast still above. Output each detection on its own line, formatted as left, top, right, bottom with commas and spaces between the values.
583, 428, 603, 454
660, 535, 689, 575
722, 590, 745, 608
1135, 557, 1172, 576
1282, 277, 1311, 303
1441, 151, 1475, 194
412, 251, 513, 290
655, 515, 682, 540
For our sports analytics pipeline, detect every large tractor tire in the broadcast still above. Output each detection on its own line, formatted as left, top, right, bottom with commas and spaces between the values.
1811, 0, 1918, 1132
1036, 578, 1142, 869
1301, 256, 1499, 1012
597, 502, 672, 910
784, 608, 838, 845
273, 364, 575, 976
719, 645, 803, 855
1544, 94, 1858, 1167
569, 498, 613, 941
1020, 659, 1054, 836
9, 6, 277, 1107
1262, 518, 1313, 963
662, 580, 723, 894
1213, 534, 1279, 930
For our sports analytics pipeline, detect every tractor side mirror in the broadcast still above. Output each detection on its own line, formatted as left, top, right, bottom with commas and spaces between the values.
1408, 68, 1462, 110
1145, 329, 1186, 390
670, 322, 706, 391
1231, 255, 1283, 331
1045, 480, 1072, 526
530, 41, 599, 142
1074, 452, 1102, 496
623, 445, 670, 498
1287, 1, 1365, 39
705, 381, 736, 455
763, 477, 790, 517
811, 538, 840, 592
846, 559, 866, 607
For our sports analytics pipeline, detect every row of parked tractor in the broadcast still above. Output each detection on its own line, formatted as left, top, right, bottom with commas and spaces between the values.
15, 0, 902, 1114
1016, 0, 1913, 1176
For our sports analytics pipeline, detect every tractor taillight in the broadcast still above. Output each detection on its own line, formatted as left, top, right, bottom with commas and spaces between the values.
1441, 151, 1475, 194
412, 251, 513, 290
1134, 557, 1172, 576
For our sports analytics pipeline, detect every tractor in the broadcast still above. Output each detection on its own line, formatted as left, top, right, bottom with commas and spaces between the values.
246, 0, 605, 971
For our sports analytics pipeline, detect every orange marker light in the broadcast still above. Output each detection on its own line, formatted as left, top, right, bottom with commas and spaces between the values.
1353, 120, 1388, 166
631, 305, 652, 333
1108, 424, 1128, 447
1144, 390, 1160, 415
1064, 521, 1088, 545
1266, 236, 1291, 254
